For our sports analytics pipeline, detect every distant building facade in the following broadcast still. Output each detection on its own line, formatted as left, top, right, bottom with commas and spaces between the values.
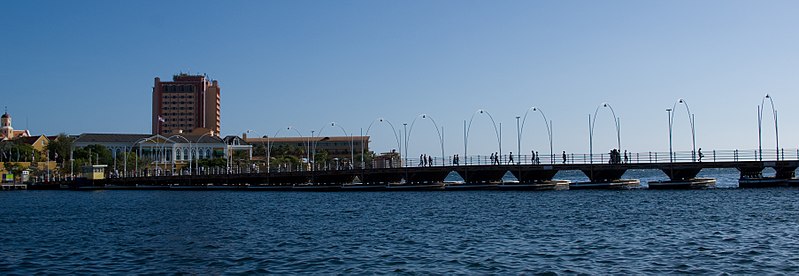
243, 134, 370, 162
152, 74, 221, 136
373, 150, 401, 168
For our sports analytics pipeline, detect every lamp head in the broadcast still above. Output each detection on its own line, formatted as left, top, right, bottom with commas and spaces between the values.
678, 98, 684, 104
422, 114, 427, 119
331, 122, 335, 127
765, 94, 771, 98
532, 107, 538, 111
666, 108, 672, 112
479, 109, 484, 114
602, 103, 608, 108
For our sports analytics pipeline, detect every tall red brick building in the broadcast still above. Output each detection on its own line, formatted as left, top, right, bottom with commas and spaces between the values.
152, 74, 221, 136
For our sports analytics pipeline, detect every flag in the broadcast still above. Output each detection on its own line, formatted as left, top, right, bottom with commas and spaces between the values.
158, 116, 166, 123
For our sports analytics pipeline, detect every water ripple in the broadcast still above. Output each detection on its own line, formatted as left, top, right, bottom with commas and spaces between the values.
2, 172, 799, 273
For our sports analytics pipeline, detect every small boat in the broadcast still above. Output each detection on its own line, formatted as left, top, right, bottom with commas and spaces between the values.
738, 178, 788, 188
570, 179, 640, 190
498, 180, 570, 191
648, 178, 716, 189
292, 183, 341, 191
341, 183, 386, 191
247, 185, 294, 191
443, 182, 498, 190
385, 182, 445, 191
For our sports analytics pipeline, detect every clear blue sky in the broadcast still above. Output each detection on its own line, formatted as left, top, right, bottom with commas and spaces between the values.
2, 1, 798, 157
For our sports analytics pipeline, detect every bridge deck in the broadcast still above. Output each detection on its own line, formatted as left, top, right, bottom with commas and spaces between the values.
69, 160, 799, 188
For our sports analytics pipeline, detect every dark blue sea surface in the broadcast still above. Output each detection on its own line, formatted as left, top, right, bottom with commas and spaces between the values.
3, 169, 799, 274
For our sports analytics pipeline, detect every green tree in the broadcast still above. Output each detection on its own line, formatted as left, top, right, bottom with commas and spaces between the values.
196, 158, 226, 168
355, 151, 376, 168
3, 162, 23, 177
45, 134, 74, 164
73, 144, 113, 166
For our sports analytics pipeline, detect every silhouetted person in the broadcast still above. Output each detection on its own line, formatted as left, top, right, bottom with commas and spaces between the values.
428, 155, 433, 167
535, 151, 540, 164
531, 150, 536, 164
508, 152, 514, 165
624, 150, 629, 164
562, 151, 567, 164
419, 154, 424, 166
698, 148, 704, 162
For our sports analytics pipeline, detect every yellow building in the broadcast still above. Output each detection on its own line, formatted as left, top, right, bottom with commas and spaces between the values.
81, 165, 107, 180
17, 135, 49, 152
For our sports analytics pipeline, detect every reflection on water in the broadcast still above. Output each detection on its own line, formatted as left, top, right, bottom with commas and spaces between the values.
2, 169, 799, 274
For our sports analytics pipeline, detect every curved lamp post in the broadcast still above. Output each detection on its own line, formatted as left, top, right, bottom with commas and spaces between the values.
758, 94, 779, 161
166, 134, 192, 175
667, 98, 696, 162
589, 102, 621, 164
125, 136, 159, 177
191, 132, 216, 175
365, 117, 402, 168
465, 109, 501, 165
519, 107, 554, 164
313, 122, 355, 170
266, 126, 305, 172
407, 114, 445, 166
155, 136, 175, 176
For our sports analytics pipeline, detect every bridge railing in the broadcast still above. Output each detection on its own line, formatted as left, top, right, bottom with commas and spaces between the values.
398, 148, 799, 167
100, 148, 799, 179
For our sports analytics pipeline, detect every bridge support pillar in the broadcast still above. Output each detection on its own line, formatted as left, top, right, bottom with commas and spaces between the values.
775, 166, 797, 179
514, 167, 559, 183
457, 168, 507, 184
737, 166, 764, 179
661, 167, 702, 181
580, 167, 627, 183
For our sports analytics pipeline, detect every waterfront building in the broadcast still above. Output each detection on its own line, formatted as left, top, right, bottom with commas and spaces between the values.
72, 133, 227, 168
152, 74, 221, 136
0, 110, 31, 140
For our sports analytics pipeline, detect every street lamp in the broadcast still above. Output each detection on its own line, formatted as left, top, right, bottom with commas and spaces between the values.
758, 94, 779, 161
667, 98, 697, 162
403, 123, 408, 167
406, 114, 445, 166
589, 102, 621, 164
127, 136, 158, 177
192, 132, 216, 175
267, 126, 305, 172
465, 109, 501, 165
364, 117, 402, 168
666, 108, 673, 163
314, 122, 355, 170
516, 116, 522, 165
165, 134, 191, 175
520, 107, 554, 164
